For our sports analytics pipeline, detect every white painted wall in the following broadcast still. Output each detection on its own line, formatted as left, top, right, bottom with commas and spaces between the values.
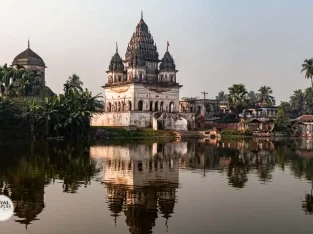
104, 83, 180, 112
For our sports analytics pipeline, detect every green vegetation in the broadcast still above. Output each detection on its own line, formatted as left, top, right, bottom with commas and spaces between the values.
220, 129, 253, 138
0, 74, 103, 140
0, 64, 45, 97
91, 126, 177, 140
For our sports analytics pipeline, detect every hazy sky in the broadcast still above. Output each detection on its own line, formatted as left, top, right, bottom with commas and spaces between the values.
1, 0, 313, 102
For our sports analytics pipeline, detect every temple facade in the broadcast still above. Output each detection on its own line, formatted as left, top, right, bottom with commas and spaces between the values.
91, 13, 195, 128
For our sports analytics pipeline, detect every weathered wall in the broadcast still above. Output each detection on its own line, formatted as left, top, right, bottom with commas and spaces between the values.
154, 113, 187, 131
91, 112, 131, 126
91, 111, 152, 127
129, 112, 152, 127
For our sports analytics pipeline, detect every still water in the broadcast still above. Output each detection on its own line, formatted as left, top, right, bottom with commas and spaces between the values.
0, 139, 313, 234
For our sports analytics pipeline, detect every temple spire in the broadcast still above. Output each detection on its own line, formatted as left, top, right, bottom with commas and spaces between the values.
141, 11, 143, 20
116, 41, 118, 52
167, 41, 169, 52
28, 38, 30, 49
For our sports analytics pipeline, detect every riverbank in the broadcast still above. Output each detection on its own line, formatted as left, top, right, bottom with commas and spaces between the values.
91, 126, 206, 140
91, 126, 176, 140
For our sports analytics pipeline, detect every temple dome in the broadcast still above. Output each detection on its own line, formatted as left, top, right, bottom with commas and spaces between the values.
109, 49, 124, 73
125, 14, 159, 66
159, 51, 176, 70
12, 43, 46, 67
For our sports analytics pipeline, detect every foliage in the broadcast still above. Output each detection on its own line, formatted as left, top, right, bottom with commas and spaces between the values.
0, 63, 41, 97
27, 82, 103, 139
227, 84, 248, 116
290, 89, 305, 114
247, 91, 258, 107
216, 91, 227, 101
181, 97, 199, 102
0, 98, 21, 130
0, 75, 103, 140
256, 86, 275, 106
301, 58, 313, 87
66, 74, 84, 90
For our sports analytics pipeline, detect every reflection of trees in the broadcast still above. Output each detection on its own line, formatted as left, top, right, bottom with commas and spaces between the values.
47, 143, 101, 193
302, 185, 313, 215
0, 141, 99, 228
227, 150, 248, 188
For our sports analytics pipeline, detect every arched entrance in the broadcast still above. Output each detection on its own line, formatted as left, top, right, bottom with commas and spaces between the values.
138, 100, 143, 111
114, 102, 117, 112
107, 103, 112, 112
150, 101, 153, 111
169, 102, 174, 112
155, 101, 159, 111
160, 102, 164, 112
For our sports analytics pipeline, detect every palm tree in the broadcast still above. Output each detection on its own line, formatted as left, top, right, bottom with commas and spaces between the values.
227, 84, 248, 116
256, 86, 275, 106
290, 89, 305, 114
66, 74, 83, 90
301, 58, 313, 87
247, 91, 258, 107
216, 91, 227, 101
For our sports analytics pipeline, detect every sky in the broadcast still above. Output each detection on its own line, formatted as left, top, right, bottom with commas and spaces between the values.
1, 0, 313, 103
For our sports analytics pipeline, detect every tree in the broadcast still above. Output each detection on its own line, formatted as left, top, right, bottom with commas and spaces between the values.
227, 84, 248, 116
290, 89, 305, 114
66, 74, 83, 90
304, 87, 313, 114
216, 91, 227, 101
247, 91, 258, 107
256, 86, 275, 106
301, 58, 313, 87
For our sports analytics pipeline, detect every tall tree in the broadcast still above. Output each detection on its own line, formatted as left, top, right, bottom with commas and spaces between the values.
256, 86, 275, 106
247, 91, 258, 107
66, 74, 83, 90
304, 87, 313, 114
216, 91, 227, 101
290, 89, 305, 114
301, 58, 313, 87
227, 84, 248, 116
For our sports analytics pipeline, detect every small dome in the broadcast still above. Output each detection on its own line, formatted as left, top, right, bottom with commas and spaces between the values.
159, 51, 176, 70
109, 51, 124, 73
12, 45, 46, 67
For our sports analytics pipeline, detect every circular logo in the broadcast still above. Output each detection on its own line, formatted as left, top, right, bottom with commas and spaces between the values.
0, 195, 14, 221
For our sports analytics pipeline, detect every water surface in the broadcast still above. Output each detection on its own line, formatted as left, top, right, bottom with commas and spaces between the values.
0, 139, 313, 234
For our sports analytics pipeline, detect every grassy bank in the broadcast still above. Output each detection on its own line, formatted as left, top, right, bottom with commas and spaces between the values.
91, 126, 178, 140
220, 129, 253, 140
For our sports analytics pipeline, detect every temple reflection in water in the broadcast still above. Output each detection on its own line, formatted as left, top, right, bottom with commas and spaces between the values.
90, 142, 189, 233
1, 139, 313, 232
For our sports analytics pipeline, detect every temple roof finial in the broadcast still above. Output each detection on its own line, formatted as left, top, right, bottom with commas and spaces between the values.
167, 41, 169, 52
28, 38, 30, 49
116, 41, 118, 52
141, 11, 143, 20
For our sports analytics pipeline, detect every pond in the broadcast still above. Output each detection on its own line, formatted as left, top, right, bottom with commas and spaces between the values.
0, 138, 313, 234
